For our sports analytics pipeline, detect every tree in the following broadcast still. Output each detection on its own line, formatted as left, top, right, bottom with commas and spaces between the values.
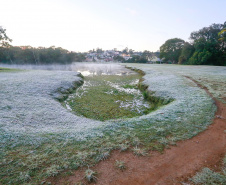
218, 22, 226, 52
190, 23, 223, 43
188, 50, 212, 65
0, 27, 12, 62
125, 55, 148, 63
0, 27, 85, 64
218, 28, 226, 41
0, 45, 86, 64
0, 27, 12, 47
96, 48, 103, 53
189, 23, 225, 65
122, 47, 128, 54
142, 50, 153, 61
160, 38, 185, 63
178, 42, 195, 64
129, 49, 134, 55
113, 55, 125, 62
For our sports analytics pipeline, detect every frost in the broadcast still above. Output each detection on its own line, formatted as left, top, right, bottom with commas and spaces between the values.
0, 69, 103, 145
0, 63, 221, 147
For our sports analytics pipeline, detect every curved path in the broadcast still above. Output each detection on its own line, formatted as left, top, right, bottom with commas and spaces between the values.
57, 77, 226, 185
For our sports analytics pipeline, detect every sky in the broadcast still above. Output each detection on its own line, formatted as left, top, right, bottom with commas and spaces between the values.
0, 0, 226, 52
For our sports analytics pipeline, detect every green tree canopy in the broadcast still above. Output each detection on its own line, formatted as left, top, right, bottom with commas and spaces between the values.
122, 47, 128, 54
0, 27, 12, 62
142, 50, 153, 61
160, 38, 185, 63
190, 23, 223, 42
178, 42, 195, 64
0, 45, 86, 64
124, 55, 148, 63
218, 22, 226, 53
0, 27, 12, 47
188, 23, 225, 65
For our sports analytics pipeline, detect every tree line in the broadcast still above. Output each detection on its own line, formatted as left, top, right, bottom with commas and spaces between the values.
0, 27, 85, 64
160, 22, 226, 66
1, 22, 225, 66
122, 50, 160, 63
0, 46, 86, 64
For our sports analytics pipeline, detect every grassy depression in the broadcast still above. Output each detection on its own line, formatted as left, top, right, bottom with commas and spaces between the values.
65, 73, 162, 121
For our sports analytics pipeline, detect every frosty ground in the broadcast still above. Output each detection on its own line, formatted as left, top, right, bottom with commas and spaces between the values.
0, 64, 225, 184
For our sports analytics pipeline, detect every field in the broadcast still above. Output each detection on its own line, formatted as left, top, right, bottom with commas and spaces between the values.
0, 64, 225, 184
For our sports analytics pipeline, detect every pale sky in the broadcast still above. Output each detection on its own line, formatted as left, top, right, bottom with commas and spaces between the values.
0, 0, 225, 52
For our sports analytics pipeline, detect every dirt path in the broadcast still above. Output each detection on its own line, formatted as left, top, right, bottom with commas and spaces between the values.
56, 78, 226, 185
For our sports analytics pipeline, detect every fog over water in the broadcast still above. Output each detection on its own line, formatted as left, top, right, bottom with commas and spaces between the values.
0, 63, 136, 76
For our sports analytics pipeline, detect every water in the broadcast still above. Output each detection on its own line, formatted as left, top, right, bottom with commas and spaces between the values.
0, 62, 135, 75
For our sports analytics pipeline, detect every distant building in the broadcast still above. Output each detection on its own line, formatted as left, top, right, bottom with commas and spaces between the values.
121, 54, 132, 60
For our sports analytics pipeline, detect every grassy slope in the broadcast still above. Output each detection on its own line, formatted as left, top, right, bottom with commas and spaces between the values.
1, 64, 223, 184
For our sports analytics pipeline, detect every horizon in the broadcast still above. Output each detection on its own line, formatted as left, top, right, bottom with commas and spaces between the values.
1, 0, 226, 52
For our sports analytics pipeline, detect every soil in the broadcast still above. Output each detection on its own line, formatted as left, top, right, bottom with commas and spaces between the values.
52, 77, 226, 185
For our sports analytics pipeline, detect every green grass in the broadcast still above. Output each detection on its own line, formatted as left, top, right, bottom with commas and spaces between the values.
0, 67, 21, 72
122, 84, 138, 89
69, 83, 140, 121
65, 73, 167, 121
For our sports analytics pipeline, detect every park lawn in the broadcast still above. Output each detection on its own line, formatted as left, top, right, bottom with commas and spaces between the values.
1, 64, 225, 184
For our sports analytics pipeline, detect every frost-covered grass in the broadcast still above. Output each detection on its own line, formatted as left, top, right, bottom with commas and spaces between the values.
190, 155, 226, 184
0, 64, 221, 184
0, 69, 99, 137
125, 64, 226, 104
190, 168, 226, 185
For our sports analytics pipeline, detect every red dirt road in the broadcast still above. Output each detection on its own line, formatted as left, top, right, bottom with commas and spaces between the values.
56, 80, 226, 185
111, 100, 226, 185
